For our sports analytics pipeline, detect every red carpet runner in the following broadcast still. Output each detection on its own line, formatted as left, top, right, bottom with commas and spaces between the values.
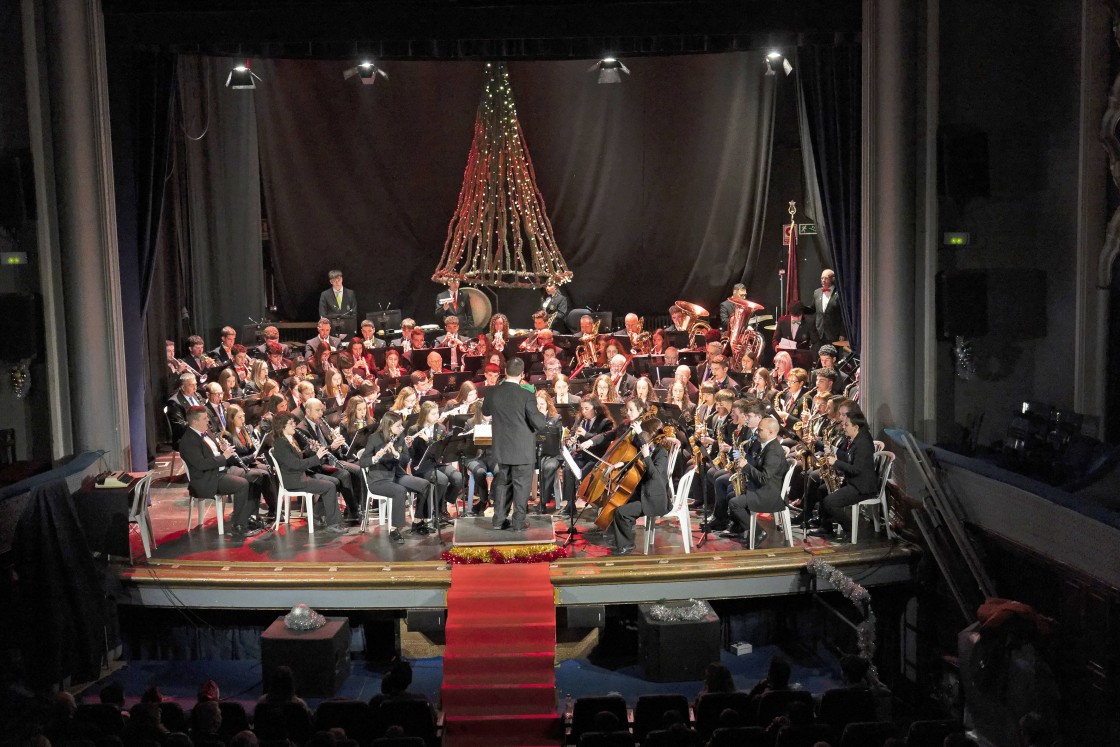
441, 563, 558, 747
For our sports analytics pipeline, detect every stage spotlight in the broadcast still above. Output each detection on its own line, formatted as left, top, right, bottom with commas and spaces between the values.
765, 51, 794, 77
226, 59, 261, 89
588, 56, 630, 84
343, 60, 389, 85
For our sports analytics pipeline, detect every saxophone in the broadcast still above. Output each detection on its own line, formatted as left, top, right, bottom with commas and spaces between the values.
729, 427, 750, 495
713, 417, 730, 470
819, 443, 843, 493
688, 404, 707, 469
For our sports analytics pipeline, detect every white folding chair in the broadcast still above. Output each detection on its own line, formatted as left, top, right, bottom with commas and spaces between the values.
641, 465, 694, 555
749, 465, 797, 550
851, 451, 896, 544
361, 482, 395, 532
181, 461, 228, 535
128, 472, 157, 560
268, 451, 316, 534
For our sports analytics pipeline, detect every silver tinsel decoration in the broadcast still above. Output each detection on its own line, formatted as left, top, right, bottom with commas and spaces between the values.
284, 603, 326, 631
805, 558, 882, 686
647, 598, 714, 622
953, 336, 976, 381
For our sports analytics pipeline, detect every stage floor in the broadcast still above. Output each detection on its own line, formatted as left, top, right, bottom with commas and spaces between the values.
115, 454, 919, 609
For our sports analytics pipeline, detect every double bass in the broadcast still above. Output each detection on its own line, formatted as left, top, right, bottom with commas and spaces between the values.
577, 407, 657, 530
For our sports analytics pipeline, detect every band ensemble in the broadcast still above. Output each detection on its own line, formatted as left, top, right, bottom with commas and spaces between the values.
164, 267, 876, 553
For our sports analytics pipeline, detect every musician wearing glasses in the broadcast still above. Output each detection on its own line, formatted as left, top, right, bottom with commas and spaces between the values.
203, 382, 230, 435
390, 319, 417, 350
270, 413, 346, 533
298, 398, 364, 523
319, 269, 356, 335
720, 283, 749, 329
167, 373, 202, 442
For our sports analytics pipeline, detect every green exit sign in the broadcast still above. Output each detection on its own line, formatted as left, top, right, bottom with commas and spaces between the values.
1, 252, 27, 265
943, 232, 971, 246
798, 224, 818, 235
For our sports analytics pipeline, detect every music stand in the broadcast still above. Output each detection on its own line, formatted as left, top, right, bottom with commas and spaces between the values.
345, 423, 378, 459
440, 433, 477, 517
631, 355, 656, 376
589, 311, 614, 330
649, 365, 678, 386
432, 372, 465, 393
555, 403, 580, 429
677, 350, 705, 366
551, 334, 581, 353
663, 330, 691, 349
461, 354, 484, 375
267, 367, 292, 384
413, 437, 449, 544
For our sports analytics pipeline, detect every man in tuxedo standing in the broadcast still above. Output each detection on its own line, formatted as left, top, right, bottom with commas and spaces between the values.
319, 270, 357, 337
481, 357, 548, 530
813, 269, 846, 344
727, 416, 790, 546
178, 407, 261, 539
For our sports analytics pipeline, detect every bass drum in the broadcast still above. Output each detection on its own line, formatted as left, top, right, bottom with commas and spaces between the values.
462, 287, 492, 333
565, 307, 591, 334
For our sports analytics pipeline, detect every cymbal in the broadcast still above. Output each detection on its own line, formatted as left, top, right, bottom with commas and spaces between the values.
762, 324, 776, 331
832, 340, 851, 348
675, 300, 710, 317
750, 314, 774, 324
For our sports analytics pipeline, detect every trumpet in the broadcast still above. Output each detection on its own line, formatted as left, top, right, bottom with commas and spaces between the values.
492, 330, 505, 352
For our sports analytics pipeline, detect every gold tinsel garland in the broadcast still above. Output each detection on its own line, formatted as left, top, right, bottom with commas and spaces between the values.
441, 544, 567, 565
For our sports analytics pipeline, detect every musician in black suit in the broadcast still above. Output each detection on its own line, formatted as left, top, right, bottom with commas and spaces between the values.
719, 284, 748, 329
435, 278, 471, 324
298, 398, 363, 521
209, 327, 238, 364
560, 398, 612, 516
304, 318, 341, 360
319, 270, 357, 335
813, 406, 878, 539
481, 357, 549, 530
608, 354, 637, 397
166, 373, 203, 443
541, 281, 571, 330
178, 407, 260, 539
606, 418, 671, 555
269, 413, 346, 532
361, 411, 434, 542
772, 302, 818, 352
202, 382, 229, 435
182, 335, 209, 378
727, 416, 790, 545
813, 269, 846, 344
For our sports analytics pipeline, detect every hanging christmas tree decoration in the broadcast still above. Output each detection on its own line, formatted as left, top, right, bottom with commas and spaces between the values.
433, 62, 573, 289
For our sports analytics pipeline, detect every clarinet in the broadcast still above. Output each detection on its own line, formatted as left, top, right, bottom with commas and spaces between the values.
293, 427, 340, 467
219, 433, 252, 472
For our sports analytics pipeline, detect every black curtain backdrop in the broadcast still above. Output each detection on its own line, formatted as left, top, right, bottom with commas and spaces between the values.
798, 44, 862, 352
254, 52, 784, 327
108, 47, 175, 467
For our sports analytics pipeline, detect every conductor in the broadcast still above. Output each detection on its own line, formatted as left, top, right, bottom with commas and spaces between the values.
481, 357, 548, 531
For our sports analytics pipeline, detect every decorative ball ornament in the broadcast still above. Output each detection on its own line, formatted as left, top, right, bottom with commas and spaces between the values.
9, 359, 31, 399
284, 604, 326, 631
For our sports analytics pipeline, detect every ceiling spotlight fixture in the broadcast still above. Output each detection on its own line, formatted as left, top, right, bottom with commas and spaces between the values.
226, 59, 261, 89
765, 51, 794, 77
588, 56, 630, 85
343, 60, 389, 85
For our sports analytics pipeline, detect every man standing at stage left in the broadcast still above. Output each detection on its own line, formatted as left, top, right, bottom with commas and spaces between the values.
482, 357, 548, 531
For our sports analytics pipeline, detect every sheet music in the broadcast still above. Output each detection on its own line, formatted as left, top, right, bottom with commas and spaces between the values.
561, 445, 581, 480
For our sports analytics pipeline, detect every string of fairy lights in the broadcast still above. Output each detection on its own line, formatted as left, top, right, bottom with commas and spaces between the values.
433, 62, 573, 289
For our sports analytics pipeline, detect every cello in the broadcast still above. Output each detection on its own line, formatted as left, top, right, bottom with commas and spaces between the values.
577, 406, 656, 530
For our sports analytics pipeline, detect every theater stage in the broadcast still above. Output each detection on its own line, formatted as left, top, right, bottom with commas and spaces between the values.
113, 457, 919, 611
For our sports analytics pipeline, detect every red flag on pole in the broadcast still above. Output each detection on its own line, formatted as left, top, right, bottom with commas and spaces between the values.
785, 201, 800, 313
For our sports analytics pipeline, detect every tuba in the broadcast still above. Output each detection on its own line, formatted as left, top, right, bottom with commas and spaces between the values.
726, 296, 764, 371
675, 300, 711, 350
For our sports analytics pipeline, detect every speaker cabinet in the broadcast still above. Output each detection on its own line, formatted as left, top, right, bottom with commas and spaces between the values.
261, 616, 351, 697
637, 601, 720, 682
